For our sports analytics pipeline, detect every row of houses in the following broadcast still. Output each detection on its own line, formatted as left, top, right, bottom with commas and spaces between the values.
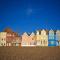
0, 28, 21, 46
0, 28, 60, 47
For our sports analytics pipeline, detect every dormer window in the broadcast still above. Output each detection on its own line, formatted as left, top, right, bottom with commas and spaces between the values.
2, 38, 3, 41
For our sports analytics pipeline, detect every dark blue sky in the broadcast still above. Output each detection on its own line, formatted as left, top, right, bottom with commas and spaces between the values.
0, 0, 60, 34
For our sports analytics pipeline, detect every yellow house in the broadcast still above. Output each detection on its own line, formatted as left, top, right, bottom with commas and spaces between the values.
36, 29, 48, 46
0, 32, 7, 46
41, 29, 48, 46
36, 30, 41, 46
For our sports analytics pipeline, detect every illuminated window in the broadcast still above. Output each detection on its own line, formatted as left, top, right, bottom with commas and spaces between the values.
51, 41, 54, 44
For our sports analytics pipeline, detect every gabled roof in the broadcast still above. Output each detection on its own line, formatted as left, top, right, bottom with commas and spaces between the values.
36, 29, 49, 35
30, 32, 35, 36
49, 30, 56, 34
22, 32, 28, 36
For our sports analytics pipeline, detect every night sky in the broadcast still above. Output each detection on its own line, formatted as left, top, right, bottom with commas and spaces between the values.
0, 0, 60, 34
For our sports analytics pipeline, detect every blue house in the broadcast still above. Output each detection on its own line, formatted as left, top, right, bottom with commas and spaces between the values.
48, 30, 56, 46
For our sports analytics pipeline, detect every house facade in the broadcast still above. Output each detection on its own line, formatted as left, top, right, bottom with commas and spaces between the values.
48, 30, 56, 46
4, 28, 20, 46
40, 29, 48, 46
12, 36, 21, 46
36, 29, 48, 46
0, 32, 7, 46
6, 32, 14, 46
21, 32, 29, 46
29, 32, 36, 46
36, 30, 41, 46
56, 30, 60, 46
21, 32, 36, 46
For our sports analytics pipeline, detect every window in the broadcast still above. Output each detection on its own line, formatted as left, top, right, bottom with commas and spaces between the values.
2, 39, 3, 41
49, 41, 51, 44
49, 41, 55, 45
30, 41, 35, 45
22, 41, 27, 45
41, 41, 42, 44
43, 40, 45, 44
51, 41, 54, 44
49, 36, 54, 39
4, 43, 5, 46
1, 43, 3, 46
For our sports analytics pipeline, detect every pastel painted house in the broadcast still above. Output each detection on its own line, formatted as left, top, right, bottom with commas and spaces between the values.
0, 32, 7, 46
4, 28, 14, 46
36, 29, 48, 46
36, 30, 42, 46
6, 32, 21, 46
56, 30, 60, 46
41, 29, 48, 46
48, 30, 56, 46
21, 32, 29, 46
29, 32, 36, 46
6, 33, 14, 46
12, 36, 21, 46
21, 32, 36, 46
4, 28, 19, 46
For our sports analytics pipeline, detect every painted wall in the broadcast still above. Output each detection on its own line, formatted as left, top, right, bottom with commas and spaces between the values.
21, 32, 29, 46
56, 30, 60, 46
29, 32, 36, 46
21, 32, 36, 46
36, 30, 48, 46
48, 30, 56, 46
36, 31, 41, 46
41, 30, 48, 46
0, 32, 7, 46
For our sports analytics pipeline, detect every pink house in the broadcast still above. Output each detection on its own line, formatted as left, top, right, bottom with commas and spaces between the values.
21, 32, 36, 46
